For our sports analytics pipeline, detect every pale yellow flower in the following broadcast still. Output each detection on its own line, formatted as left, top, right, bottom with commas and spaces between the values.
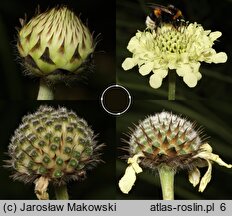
122, 23, 227, 88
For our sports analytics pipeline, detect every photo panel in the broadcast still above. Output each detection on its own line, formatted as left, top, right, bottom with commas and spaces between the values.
116, 0, 231, 100
117, 100, 232, 199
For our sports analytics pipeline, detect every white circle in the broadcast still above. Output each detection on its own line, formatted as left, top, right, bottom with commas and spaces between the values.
100, 84, 131, 116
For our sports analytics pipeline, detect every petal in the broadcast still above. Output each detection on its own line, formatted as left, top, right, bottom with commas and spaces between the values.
194, 143, 232, 192
190, 62, 202, 80
122, 58, 137, 70
127, 154, 143, 173
188, 167, 201, 187
131, 163, 143, 173
196, 151, 232, 168
211, 52, 228, 63
166, 53, 178, 69
199, 143, 213, 152
198, 160, 212, 192
176, 64, 191, 77
191, 62, 201, 73
209, 31, 222, 41
195, 72, 202, 80
139, 62, 153, 76
180, 53, 189, 63
149, 74, 163, 89
194, 143, 232, 168
34, 176, 49, 200
118, 165, 136, 194
152, 59, 162, 68
118, 154, 143, 194
210, 154, 232, 168
127, 34, 140, 51
183, 73, 198, 88
155, 68, 168, 78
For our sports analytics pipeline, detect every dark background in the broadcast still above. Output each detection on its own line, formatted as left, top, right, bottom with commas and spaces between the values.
0, 0, 115, 100
117, 100, 232, 199
1, 0, 232, 201
117, 0, 232, 99
0, 101, 115, 199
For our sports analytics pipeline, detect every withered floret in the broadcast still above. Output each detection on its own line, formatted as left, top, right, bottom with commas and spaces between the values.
17, 6, 95, 82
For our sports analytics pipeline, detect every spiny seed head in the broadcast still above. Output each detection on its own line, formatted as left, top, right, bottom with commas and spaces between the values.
17, 6, 95, 82
127, 111, 205, 170
5, 106, 102, 185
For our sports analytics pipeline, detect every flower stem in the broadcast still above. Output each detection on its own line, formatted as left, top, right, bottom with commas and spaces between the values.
37, 79, 54, 100
168, 70, 176, 100
54, 185, 69, 200
158, 165, 175, 200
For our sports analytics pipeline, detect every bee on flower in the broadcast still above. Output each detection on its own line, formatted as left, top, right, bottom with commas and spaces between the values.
122, 4, 227, 89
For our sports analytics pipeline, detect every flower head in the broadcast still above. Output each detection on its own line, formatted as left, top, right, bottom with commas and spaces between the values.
5, 106, 103, 199
122, 23, 227, 88
119, 111, 231, 194
17, 6, 95, 82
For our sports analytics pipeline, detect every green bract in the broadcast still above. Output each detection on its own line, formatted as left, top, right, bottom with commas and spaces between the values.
119, 111, 232, 194
17, 6, 94, 82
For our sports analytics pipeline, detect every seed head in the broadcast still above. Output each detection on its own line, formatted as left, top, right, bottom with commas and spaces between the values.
17, 6, 95, 82
119, 111, 232, 194
128, 111, 203, 170
5, 106, 103, 199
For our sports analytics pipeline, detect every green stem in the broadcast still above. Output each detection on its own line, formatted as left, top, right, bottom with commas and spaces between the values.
37, 79, 54, 100
158, 165, 175, 200
54, 185, 69, 200
168, 70, 176, 100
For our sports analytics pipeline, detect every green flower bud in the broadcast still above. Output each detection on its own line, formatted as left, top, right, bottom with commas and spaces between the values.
5, 106, 103, 188
17, 6, 95, 82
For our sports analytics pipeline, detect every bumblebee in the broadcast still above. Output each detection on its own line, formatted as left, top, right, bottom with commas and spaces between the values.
145, 4, 184, 30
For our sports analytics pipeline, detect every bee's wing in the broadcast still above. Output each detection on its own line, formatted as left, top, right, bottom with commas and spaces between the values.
146, 3, 174, 15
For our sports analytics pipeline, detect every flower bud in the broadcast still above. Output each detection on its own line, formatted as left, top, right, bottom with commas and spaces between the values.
17, 6, 95, 82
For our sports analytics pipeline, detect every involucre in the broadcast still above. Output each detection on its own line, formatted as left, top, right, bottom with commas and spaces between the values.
17, 6, 95, 83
